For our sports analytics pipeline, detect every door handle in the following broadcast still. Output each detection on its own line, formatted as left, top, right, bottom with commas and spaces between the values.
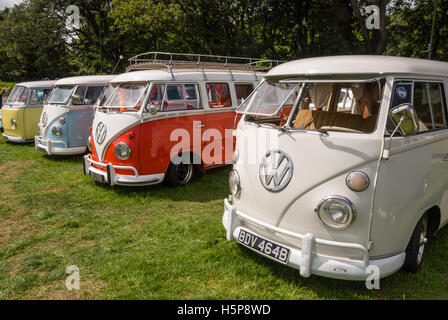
196, 124, 206, 128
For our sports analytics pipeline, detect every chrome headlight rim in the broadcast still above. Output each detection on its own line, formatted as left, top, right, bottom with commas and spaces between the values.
87, 136, 92, 152
114, 142, 131, 160
51, 126, 63, 137
316, 195, 356, 230
229, 169, 241, 198
11, 119, 17, 129
233, 149, 239, 164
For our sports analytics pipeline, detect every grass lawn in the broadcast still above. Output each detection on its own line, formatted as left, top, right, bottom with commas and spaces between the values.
0, 138, 448, 300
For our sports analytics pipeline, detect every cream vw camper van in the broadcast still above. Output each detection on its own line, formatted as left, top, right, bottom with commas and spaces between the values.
223, 56, 448, 280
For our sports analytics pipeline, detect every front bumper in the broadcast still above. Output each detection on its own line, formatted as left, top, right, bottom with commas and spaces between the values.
35, 136, 86, 155
83, 155, 165, 186
223, 198, 405, 281
2, 133, 30, 143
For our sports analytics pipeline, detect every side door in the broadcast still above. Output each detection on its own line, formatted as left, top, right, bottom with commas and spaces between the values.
370, 79, 448, 257
203, 82, 254, 167
140, 83, 206, 176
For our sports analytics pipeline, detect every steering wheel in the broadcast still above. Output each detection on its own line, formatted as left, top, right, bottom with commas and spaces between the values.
319, 126, 365, 134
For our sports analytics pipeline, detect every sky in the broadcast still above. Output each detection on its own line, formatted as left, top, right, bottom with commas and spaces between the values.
0, 0, 23, 10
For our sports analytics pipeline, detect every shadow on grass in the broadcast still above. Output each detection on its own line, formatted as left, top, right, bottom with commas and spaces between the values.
92, 165, 232, 203
42, 153, 87, 164
234, 226, 448, 299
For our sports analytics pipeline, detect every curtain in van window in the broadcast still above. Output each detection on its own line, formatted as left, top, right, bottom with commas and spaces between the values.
308, 83, 333, 110
206, 83, 231, 108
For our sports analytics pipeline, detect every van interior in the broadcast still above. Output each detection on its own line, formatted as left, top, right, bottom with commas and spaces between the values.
246, 81, 385, 134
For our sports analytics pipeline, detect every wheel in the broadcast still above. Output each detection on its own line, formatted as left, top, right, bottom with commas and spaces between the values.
166, 154, 195, 186
402, 215, 428, 273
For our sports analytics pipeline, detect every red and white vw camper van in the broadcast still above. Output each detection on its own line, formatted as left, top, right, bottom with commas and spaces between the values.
84, 52, 275, 186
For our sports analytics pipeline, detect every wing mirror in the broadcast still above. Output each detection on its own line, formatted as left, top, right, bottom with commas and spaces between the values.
383, 103, 419, 160
389, 103, 419, 135
71, 94, 83, 105
147, 105, 158, 115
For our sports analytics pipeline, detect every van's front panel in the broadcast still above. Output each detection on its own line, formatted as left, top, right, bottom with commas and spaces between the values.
232, 124, 382, 258
36, 104, 71, 154
1, 106, 26, 141
36, 83, 109, 155
84, 109, 147, 186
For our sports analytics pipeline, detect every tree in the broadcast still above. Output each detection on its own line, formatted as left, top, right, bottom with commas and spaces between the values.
351, 0, 388, 54
0, 0, 70, 81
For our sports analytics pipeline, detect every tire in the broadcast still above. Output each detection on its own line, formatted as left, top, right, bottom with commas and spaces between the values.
402, 215, 428, 273
166, 154, 195, 187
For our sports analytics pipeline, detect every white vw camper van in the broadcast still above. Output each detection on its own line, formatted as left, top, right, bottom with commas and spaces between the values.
223, 56, 448, 280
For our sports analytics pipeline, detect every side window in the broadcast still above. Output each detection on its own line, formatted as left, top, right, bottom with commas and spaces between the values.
206, 83, 232, 108
390, 81, 447, 133
84, 86, 104, 105
72, 86, 87, 105
413, 83, 434, 132
428, 83, 446, 129
413, 82, 447, 131
162, 83, 201, 112
30, 88, 50, 105
235, 83, 254, 105
147, 84, 165, 110
19, 88, 29, 103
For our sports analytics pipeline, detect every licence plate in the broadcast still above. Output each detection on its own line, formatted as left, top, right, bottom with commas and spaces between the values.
237, 229, 291, 264
89, 171, 106, 183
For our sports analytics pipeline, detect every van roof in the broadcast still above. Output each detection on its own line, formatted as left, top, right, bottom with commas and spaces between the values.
14, 80, 56, 88
110, 69, 263, 84
55, 75, 114, 86
266, 55, 448, 79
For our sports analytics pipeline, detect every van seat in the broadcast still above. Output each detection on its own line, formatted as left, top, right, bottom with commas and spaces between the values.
294, 109, 377, 133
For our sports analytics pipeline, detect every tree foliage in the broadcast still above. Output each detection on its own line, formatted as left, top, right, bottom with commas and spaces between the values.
0, 0, 446, 81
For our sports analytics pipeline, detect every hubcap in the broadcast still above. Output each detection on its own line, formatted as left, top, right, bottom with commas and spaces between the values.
417, 218, 428, 265
176, 162, 193, 185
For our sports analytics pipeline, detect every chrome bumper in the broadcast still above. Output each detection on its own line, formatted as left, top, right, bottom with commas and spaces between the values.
2, 133, 30, 143
223, 198, 405, 281
35, 136, 86, 155
83, 155, 165, 186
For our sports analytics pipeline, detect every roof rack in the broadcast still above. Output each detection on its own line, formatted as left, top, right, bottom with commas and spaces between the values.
126, 52, 283, 80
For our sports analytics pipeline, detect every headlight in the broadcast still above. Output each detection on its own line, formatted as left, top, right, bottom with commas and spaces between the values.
316, 196, 356, 230
87, 136, 92, 152
229, 169, 241, 198
114, 142, 131, 160
11, 119, 17, 129
52, 126, 63, 137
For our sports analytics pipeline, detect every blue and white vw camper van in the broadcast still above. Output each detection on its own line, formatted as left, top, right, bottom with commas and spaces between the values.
35, 75, 113, 155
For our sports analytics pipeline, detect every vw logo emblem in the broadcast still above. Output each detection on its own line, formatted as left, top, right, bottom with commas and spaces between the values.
41, 112, 48, 127
259, 150, 293, 192
95, 122, 107, 144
